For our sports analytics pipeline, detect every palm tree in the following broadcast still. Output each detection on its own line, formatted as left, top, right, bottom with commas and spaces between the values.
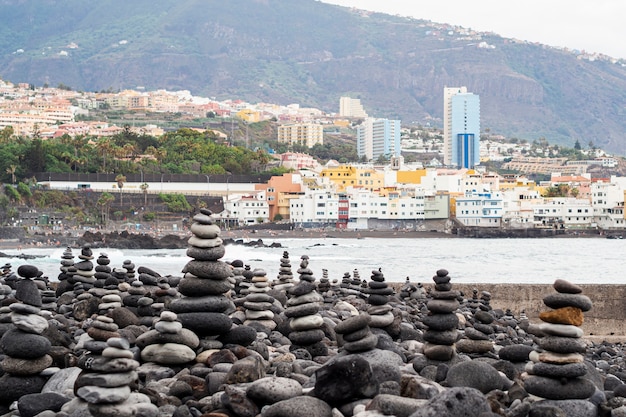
115, 174, 126, 205
97, 192, 115, 227
6, 165, 17, 184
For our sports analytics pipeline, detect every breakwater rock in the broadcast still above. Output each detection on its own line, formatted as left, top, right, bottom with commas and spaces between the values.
76, 231, 282, 250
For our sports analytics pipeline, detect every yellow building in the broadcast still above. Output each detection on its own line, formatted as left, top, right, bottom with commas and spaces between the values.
236, 109, 261, 123
320, 165, 357, 192
355, 167, 384, 191
396, 169, 428, 185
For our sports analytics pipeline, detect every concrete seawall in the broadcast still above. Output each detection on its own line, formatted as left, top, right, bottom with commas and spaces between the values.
390, 283, 626, 338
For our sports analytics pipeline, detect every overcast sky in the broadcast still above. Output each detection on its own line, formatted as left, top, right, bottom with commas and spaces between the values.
322, 0, 626, 59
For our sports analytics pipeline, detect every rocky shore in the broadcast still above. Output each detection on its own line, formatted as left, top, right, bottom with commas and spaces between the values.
0, 212, 624, 416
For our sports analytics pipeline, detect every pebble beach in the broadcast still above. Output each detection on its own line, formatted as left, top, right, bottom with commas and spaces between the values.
0, 210, 624, 417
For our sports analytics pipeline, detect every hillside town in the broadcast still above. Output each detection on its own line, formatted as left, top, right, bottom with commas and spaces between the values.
1, 79, 626, 235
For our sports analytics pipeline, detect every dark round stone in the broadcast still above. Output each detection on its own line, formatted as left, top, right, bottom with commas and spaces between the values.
342, 325, 372, 342
528, 362, 588, 379
169, 296, 235, 314
182, 260, 232, 280
422, 313, 459, 331
17, 265, 39, 279
186, 245, 226, 261
288, 282, 316, 297
178, 274, 232, 296
177, 312, 232, 336
284, 303, 320, 319
15, 279, 42, 307
0, 374, 47, 402
539, 335, 587, 354
335, 313, 371, 334
543, 293, 592, 312
423, 329, 458, 345
219, 325, 257, 347
18, 392, 69, 417
498, 344, 534, 362
289, 329, 325, 345
313, 356, 378, 406
473, 310, 494, 324
524, 375, 595, 400
427, 299, 459, 313
368, 294, 389, 305
431, 290, 459, 300
0, 329, 51, 359
553, 279, 583, 294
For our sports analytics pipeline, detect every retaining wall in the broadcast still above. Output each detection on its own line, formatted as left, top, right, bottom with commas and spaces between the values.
390, 283, 626, 338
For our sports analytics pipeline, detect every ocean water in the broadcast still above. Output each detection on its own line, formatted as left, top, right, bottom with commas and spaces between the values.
2, 237, 623, 285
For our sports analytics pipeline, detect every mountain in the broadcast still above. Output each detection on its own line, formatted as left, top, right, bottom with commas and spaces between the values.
1, 0, 625, 153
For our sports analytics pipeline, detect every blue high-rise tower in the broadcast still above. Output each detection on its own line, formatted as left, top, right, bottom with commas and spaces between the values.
444, 87, 480, 169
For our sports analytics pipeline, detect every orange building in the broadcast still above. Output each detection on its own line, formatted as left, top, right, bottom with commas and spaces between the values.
256, 173, 304, 221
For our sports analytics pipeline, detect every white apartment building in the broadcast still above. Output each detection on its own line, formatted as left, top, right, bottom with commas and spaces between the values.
591, 178, 626, 229
533, 198, 593, 228
339, 97, 368, 118
222, 192, 270, 226
290, 190, 339, 226
455, 190, 504, 227
501, 188, 543, 228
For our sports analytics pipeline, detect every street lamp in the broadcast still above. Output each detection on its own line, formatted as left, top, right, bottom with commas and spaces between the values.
204, 175, 210, 196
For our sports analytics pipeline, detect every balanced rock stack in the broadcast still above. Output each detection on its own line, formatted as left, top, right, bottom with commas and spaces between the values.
523, 279, 595, 401
335, 312, 378, 353
138, 311, 197, 366
339, 272, 354, 295
75, 336, 158, 417
56, 247, 75, 295
243, 268, 277, 330
0, 265, 51, 408
94, 253, 113, 287
422, 269, 460, 362
456, 308, 495, 356
238, 265, 254, 296
285, 255, 327, 357
171, 209, 234, 338
366, 268, 395, 329
230, 260, 246, 296
122, 280, 147, 317
273, 251, 295, 292
122, 260, 136, 281
72, 245, 97, 293
318, 268, 331, 294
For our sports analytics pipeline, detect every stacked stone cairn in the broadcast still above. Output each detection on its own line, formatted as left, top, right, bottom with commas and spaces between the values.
335, 312, 378, 353
123, 280, 147, 317
230, 260, 246, 295
238, 265, 254, 296
523, 278, 595, 401
73, 245, 97, 293
122, 259, 136, 281
55, 247, 75, 296
138, 311, 197, 366
273, 250, 295, 292
75, 333, 158, 417
94, 252, 113, 287
456, 306, 495, 357
285, 255, 327, 357
421, 269, 460, 362
170, 209, 234, 339
366, 268, 395, 329
0, 265, 52, 409
318, 268, 330, 292
243, 268, 277, 330
339, 272, 353, 295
